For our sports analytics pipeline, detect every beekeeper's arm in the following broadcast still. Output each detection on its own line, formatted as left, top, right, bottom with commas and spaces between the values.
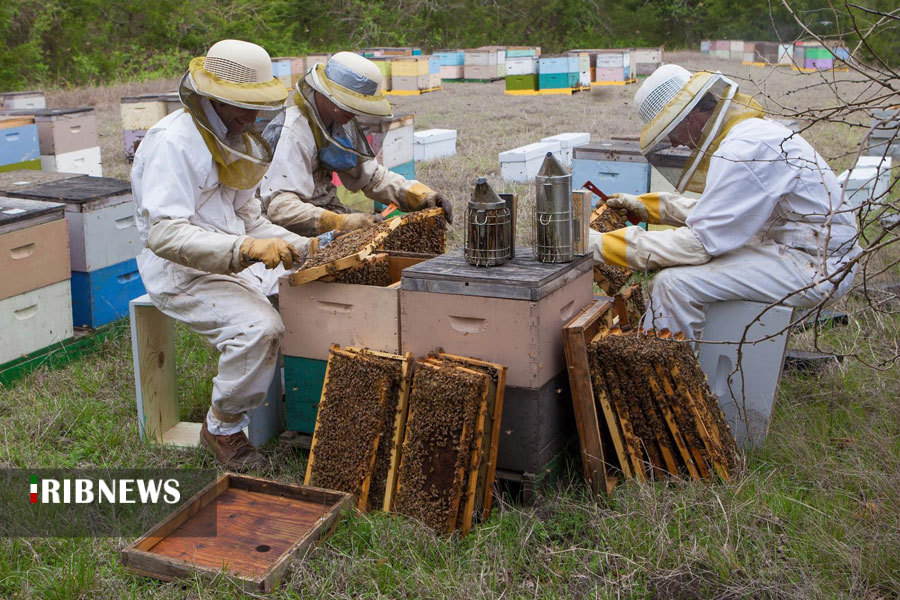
235, 193, 313, 257
339, 158, 454, 223
262, 116, 382, 234
141, 137, 301, 273
607, 192, 700, 227
590, 139, 782, 269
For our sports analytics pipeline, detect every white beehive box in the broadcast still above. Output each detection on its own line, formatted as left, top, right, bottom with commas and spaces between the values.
40, 145, 102, 177
506, 57, 537, 76
540, 132, 590, 167
0, 279, 73, 365
2, 91, 46, 110
413, 129, 457, 162
838, 158, 891, 209
120, 96, 168, 131
498, 141, 562, 182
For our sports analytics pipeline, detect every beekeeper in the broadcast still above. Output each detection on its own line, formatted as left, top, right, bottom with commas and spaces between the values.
258, 51, 453, 235
589, 64, 859, 339
132, 40, 315, 470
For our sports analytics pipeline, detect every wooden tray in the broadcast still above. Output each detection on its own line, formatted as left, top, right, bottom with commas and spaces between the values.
121, 473, 352, 593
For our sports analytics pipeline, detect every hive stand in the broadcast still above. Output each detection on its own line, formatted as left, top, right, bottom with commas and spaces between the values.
697, 300, 794, 449
129, 294, 282, 448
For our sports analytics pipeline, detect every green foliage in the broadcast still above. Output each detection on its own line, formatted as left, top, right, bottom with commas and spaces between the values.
0, 0, 895, 90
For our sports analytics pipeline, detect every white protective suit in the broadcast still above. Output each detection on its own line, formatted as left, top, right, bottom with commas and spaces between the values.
588, 118, 860, 339
258, 104, 428, 235
132, 106, 312, 435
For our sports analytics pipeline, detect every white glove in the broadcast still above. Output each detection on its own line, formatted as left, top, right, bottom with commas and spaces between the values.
606, 193, 649, 224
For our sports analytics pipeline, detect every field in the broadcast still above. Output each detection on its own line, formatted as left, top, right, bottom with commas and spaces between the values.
2, 52, 898, 598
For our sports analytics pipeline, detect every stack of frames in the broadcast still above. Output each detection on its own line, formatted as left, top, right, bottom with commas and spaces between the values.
304, 345, 506, 534
564, 298, 738, 495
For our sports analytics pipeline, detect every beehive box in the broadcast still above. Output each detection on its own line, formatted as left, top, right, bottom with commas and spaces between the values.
370, 58, 392, 91
505, 74, 538, 91
290, 56, 306, 86
463, 65, 498, 80
391, 56, 429, 78
400, 252, 592, 473
753, 41, 779, 64
0, 108, 98, 155
123, 129, 147, 163
729, 40, 745, 59
498, 141, 562, 182
5, 175, 140, 272
464, 49, 498, 67
121, 473, 352, 593
440, 65, 464, 80
571, 141, 650, 203
0, 115, 40, 170
506, 57, 537, 76
0, 196, 70, 301
40, 145, 102, 177
357, 114, 414, 169
777, 43, 794, 64
414, 129, 456, 162
701, 40, 711, 53
541, 132, 590, 167
70, 258, 144, 328
120, 95, 168, 130
0, 279, 74, 365
1, 91, 46, 110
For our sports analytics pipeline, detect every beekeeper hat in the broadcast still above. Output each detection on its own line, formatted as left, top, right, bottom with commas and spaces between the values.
187, 39, 288, 110
304, 52, 392, 118
634, 64, 724, 154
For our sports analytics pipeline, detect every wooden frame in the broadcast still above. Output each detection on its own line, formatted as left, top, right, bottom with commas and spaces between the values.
562, 299, 620, 495
289, 208, 443, 286
345, 347, 415, 513
121, 473, 352, 593
304, 347, 390, 512
425, 352, 507, 526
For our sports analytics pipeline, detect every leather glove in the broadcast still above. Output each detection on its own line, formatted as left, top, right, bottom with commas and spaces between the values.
318, 210, 382, 234
239, 237, 302, 270
424, 192, 453, 224
606, 193, 649, 225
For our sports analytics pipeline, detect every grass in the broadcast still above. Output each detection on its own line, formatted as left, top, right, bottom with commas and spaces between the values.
2, 52, 898, 598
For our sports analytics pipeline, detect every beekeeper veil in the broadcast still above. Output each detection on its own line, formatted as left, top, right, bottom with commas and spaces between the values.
294, 52, 393, 171
635, 65, 764, 194
178, 39, 288, 189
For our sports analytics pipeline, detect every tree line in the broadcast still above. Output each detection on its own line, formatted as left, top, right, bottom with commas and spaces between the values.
0, 0, 895, 89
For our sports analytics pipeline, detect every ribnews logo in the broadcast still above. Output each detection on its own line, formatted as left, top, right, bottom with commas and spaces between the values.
29, 474, 181, 505
2, 469, 216, 537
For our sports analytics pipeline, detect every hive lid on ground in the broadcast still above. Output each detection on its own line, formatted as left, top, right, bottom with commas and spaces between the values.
5, 175, 132, 209
414, 128, 457, 143
498, 141, 562, 163
541, 132, 590, 150
401, 249, 592, 301
0, 196, 65, 230
572, 140, 645, 162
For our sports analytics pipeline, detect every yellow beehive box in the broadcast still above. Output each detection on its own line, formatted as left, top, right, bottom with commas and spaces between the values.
391, 57, 427, 77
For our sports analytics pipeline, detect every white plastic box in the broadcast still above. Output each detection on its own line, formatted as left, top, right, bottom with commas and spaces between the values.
40, 145, 102, 177
540, 132, 590, 167
414, 129, 457, 162
498, 141, 562, 182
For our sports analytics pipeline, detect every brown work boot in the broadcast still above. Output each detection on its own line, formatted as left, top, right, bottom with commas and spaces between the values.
200, 421, 267, 471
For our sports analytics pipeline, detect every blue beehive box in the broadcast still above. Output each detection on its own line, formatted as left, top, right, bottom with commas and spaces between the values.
538, 57, 569, 74
70, 258, 146, 328
428, 56, 440, 74
571, 141, 650, 204
539, 73, 571, 89
0, 119, 39, 168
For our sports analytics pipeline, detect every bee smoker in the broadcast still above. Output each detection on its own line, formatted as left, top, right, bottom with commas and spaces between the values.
465, 178, 512, 267
533, 152, 574, 263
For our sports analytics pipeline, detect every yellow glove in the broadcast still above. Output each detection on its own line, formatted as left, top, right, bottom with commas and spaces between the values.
239, 237, 301, 270
405, 183, 453, 224
606, 193, 659, 225
317, 210, 382, 233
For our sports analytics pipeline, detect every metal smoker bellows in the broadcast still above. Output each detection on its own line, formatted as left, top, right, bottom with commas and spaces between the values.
534, 152, 574, 263
465, 178, 511, 267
